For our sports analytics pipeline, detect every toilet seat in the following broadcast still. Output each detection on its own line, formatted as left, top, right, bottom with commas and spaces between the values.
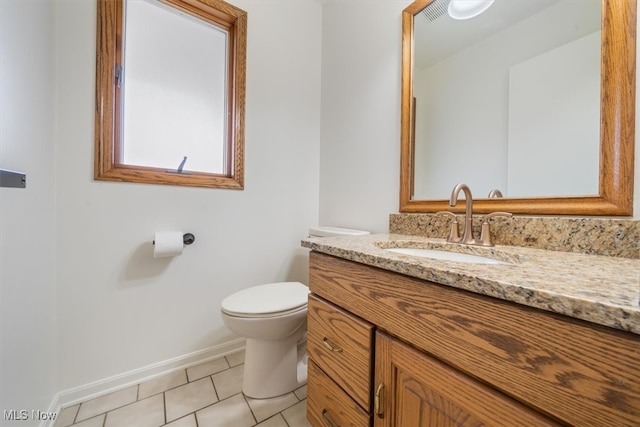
222, 304, 307, 319
221, 282, 309, 318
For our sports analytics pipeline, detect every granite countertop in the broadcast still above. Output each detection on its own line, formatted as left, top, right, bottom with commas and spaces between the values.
302, 233, 640, 335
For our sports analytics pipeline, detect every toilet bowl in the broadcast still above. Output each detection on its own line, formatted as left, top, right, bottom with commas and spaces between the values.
220, 227, 369, 399
221, 281, 310, 398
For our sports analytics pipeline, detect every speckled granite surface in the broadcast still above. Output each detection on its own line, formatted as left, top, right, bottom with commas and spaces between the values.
389, 214, 640, 259
302, 234, 640, 335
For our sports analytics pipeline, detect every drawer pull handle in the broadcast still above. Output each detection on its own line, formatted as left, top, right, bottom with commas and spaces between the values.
322, 337, 343, 353
375, 382, 385, 417
321, 409, 338, 427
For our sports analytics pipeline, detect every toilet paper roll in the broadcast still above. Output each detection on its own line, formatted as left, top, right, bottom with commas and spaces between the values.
153, 231, 184, 258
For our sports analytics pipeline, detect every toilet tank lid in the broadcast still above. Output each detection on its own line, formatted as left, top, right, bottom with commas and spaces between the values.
309, 226, 370, 237
221, 282, 310, 315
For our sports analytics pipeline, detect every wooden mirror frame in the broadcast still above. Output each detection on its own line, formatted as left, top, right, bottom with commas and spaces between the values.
400, 0, 636, 215
95, 0, 247, 189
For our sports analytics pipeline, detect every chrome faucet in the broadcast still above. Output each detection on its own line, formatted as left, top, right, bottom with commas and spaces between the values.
449, 183, 478, 245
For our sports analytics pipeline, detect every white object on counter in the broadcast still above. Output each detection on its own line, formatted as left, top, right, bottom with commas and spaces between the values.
308, 226, 370, 238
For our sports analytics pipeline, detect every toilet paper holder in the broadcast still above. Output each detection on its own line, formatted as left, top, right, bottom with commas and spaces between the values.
152, 233, 195, 246
182, 233, 195, 245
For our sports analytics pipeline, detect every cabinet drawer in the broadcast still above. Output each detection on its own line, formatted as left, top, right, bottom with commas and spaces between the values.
307, 294, 374, 410
307, 360, 371, 427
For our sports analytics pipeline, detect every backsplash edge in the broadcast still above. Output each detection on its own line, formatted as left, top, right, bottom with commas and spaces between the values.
389, 214, 640, 259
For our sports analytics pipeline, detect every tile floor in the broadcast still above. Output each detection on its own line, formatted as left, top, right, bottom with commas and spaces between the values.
54, 350, 312, 427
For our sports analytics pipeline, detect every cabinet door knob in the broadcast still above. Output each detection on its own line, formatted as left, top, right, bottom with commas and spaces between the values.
322, 337, 343, 353
321, 409, 338, 427
375, 382, 385, 417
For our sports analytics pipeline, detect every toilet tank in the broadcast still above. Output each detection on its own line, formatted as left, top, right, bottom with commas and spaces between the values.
308, 226, 370, 238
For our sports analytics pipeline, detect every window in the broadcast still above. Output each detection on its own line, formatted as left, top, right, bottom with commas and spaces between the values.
95, 0, 247, 189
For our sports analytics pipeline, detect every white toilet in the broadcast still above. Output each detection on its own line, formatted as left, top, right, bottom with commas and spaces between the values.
221, 282, 309, 398
220, 226, 369, 399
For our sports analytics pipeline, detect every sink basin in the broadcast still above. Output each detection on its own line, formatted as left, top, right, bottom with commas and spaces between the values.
385, 247, 510, 265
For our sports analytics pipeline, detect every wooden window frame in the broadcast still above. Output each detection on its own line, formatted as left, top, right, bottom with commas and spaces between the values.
94, 0, 247, 189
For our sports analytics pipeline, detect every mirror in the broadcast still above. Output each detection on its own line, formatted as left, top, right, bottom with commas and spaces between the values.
95, 0, 247, 189
400, 0, 636, 215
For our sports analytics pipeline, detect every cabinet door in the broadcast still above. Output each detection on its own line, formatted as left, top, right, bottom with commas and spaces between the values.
374, 332, 560, 427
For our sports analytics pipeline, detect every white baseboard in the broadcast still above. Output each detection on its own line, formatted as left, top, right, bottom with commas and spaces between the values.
42, 338, 245, 427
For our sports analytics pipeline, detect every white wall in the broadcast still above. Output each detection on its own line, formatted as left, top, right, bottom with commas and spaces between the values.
507, 32, 600, 197
319, 1, 405, 233
55, 0, 321, 392
0, 0, 59, 423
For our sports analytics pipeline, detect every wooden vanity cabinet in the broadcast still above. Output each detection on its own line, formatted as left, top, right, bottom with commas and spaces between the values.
307, 251, 640, 427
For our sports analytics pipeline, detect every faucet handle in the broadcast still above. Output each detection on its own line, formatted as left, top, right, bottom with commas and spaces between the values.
487, 189, 503, 198
479, 212, 512, 247
436, 211, 461, 243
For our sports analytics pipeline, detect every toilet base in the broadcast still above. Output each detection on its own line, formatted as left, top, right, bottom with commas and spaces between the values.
242, 333, 307, 399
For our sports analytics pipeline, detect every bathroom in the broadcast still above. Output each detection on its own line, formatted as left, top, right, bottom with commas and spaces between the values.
0, 0, 638, 426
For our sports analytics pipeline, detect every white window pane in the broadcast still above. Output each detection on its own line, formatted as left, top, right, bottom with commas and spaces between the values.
122, 0, 228, 174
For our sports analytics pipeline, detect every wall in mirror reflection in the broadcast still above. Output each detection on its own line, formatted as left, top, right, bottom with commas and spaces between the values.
413, 0, 600, 200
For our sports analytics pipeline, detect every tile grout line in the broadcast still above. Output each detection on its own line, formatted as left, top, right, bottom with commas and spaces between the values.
72, 404, 79, 426
162, 389, 167, 426
241, 393, 259, 426
282, 412, 292, 427
74, 386, 138, 425
255, 413, 282, 427
193, 371, 201, 427
208, 374, 220, 402
278, 398, 307, 425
